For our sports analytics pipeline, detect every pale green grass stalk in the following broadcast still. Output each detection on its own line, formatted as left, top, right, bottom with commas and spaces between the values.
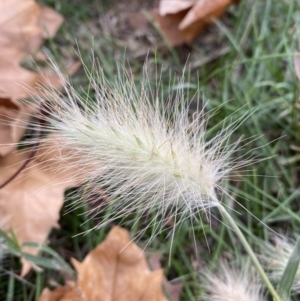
219, 206, 281, 301
261, 236, 300, 294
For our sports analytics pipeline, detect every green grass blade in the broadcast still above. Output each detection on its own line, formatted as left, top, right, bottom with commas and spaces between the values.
277, 236, 300, 301
22, 253, 63, 271
0, 230, 21, 257
6, 271, 14, 301
22, 243, 75, 278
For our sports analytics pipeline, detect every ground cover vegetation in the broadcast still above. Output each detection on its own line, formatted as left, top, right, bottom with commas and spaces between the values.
0, 0, 300, 301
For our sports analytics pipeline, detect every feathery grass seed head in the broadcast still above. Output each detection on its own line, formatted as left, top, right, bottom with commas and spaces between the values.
199, 260, 265, 301
261, 236, 300, 293
25, 62, 250, 234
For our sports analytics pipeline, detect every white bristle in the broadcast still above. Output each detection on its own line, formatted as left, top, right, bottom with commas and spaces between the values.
20, 60, 252, 237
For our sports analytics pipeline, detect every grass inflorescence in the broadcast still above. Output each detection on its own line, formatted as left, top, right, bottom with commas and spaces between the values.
1, 0, 300, 300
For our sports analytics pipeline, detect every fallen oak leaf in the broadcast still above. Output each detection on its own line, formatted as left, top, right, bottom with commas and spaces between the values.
0, 0, 78, 156
39, 283, 83, 301
178, 0, 235, 42
148, 252, 183, 301
148, 9, 189, 46
294, 56, 300, 83
0, 60, 82, 99
0, 60, 65, 100
159, 0, 195, 16
0, 0, 63, 63
38, 7, 63, 39
39, 227, 168, 301
0, 98, 33, 156
151, 0, 239, 46
0, 60, 81, 156
0, 64, 57, 157
21, 6, 63, 61
0, 0, 40, 63
0, 136, 83, 276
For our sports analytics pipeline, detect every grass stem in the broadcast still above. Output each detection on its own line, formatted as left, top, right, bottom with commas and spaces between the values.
219, 205, 282, 301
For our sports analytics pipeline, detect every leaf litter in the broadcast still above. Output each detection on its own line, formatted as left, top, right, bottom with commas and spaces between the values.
0, 137, 83, 276
0, 0, 79, 156
39, 227, 170, 301
0, 0, 80, 275
0, 0, 236, 297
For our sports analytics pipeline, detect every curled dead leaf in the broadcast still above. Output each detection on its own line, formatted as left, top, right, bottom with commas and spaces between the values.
39, 227, 168, 301
0, 59, 80, 156
0, 98, 32, 156
149, 9, 189, 46
149, 252, 183, 301
0, 59, 81, 156
0, 60, 64, 99
294, 56, 300, 83
39, 283, 83, 301
38, 7, 64, 39
0, 0, 63, 63
159, 0, 195, 16
178, 0, 233, 42
0, 0, 80, 155
0, 136, 83, 276
152, 0, 239, 45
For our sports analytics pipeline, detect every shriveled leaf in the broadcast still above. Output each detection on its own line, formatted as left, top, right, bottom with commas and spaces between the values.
0, 0, 63, 63
40, 283, 82, 301
149, 9, 189, 46
0, 61, 80, 156
294, 56, 300, 82
28, 7, 63, 52
178, 0, 234, 41
39, 227, 168, 301
38, 7, 64, 39
0, 0, 40, 62
0, 0, 80, 155
149, 252, 183, 301
0, 98, 33, 156
0, 60, 80, 155
152, 0, 238, 45
159, 0, 195, 16
0, 137, 82, 276
0, 60, 79, 99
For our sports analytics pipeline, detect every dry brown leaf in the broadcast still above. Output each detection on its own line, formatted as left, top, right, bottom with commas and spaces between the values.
0, 0, 40, 63
0, 59, 80, 156
0, 60, 66, 99
150, 9, 189, 46
152, 0, 238, 45
294, 56, 300, 83
38, 7, 64, 39
178, 0, 233, 41
149, 252, 183, 301
0, 0, 63, 63
39, 283, 83, 301
0, 137, 83, 276
0, 0, 77, 156
39, 227, 168, 301
23, 6, 63, 59
159, 0, 195, 16
0, 98, 33, 156
0, 59, 82, 99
